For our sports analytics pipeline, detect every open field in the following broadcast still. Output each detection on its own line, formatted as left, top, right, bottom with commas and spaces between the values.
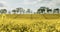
0, 14, 60, 32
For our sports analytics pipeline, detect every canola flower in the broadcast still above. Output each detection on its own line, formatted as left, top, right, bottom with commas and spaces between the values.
0, 21, 59, 32
0, 14, 60, 32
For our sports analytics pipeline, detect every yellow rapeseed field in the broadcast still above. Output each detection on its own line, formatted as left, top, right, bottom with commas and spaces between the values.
0, 14, 60, 32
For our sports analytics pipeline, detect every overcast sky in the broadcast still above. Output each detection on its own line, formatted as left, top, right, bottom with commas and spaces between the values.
0, 0, 60, 11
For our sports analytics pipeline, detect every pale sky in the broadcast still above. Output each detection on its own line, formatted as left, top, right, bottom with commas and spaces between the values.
0, 0, 60, 11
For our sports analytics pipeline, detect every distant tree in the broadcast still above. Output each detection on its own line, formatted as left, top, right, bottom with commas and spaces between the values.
0, 10, 1, 14
47, 9, 52, 14
16, 8, 20, 14
37, 9, 41, 14
53, 8, 59, 14
26, 9, 32, 14
12, 9, 16, 14
37, 7, 45, 14
37, 7, 49, 14
0, 9, 7, 14
16, 8, 25, 14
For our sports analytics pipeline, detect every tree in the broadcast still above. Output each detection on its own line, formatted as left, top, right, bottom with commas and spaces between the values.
0, 9, 7, 14
53, 8, 59, 14
16, 8, 25, 14
47, 9, 52, 14
37, 7, 50, 14
12, 9, 16, 14
37, 7, 45, 14
26, 9, 32, 14
16, 8, 20, 14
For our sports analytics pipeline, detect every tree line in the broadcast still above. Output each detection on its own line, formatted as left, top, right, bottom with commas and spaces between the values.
0, 7, 60, 14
